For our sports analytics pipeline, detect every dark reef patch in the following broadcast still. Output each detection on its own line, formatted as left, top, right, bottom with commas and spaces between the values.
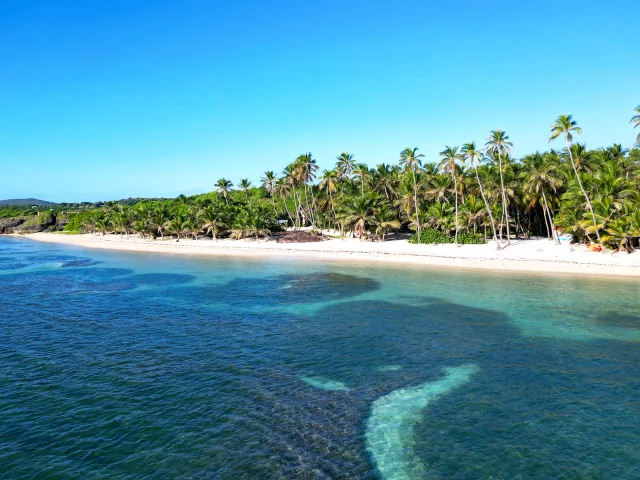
595, 311, 640, 328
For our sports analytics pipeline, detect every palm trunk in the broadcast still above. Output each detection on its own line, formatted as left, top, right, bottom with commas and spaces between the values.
474, 166, 498, 246
291, 191, 300, 229
453, 172, 459, 245
282, 195, 295, 228
541, 190, 560, 244
329, 189, 337, 228
540, 201, 551, 240
413, 170, 421, 236
297, 190, 304, 227
504, 203, 511, 244
497, 154, 509, 246
566, 138, 601, 244
303, 185, 312, 227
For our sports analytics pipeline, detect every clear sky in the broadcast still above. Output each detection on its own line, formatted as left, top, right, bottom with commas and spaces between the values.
1, 0, 638, 202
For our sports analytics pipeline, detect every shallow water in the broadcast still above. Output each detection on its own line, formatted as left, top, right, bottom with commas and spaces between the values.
1, 236, 640, 479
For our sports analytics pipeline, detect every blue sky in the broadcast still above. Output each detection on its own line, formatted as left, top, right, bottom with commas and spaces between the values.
1, 0, 638, 202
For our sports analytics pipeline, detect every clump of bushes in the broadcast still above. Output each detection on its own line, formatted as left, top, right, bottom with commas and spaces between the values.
64, 210, 98, 232
409, 228, 486, 245
457, 231, 486, 244
409, 228, 452, 244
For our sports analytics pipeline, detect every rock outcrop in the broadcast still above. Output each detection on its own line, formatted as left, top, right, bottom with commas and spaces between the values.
0, 213, 68, 234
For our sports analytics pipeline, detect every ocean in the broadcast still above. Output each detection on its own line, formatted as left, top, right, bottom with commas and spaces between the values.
1, 236, 640, 478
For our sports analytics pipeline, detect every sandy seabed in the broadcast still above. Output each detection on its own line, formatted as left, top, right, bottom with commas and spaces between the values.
16, 232, 640, 278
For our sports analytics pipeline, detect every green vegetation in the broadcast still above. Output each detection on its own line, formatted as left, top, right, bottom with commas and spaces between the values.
408, 229, 485, 245
20, 213, 55, 228
70, 109, 640, 251
0, 206, 40, 219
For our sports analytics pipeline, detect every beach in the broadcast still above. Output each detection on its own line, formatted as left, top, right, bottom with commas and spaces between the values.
20, 232, 640, 277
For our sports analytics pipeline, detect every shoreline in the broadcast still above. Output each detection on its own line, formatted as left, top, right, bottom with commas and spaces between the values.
11, 232, 640, 278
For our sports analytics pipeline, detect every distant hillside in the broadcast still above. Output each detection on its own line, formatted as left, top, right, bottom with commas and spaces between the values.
0, 198, 57, 206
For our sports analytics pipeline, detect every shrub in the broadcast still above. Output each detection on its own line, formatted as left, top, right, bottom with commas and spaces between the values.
408, 228, 486, 245
457, 231, 486, 244
408, 228, 453, 244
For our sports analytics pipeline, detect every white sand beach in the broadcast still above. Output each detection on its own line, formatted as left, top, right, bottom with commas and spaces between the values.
19, 232, 640, 277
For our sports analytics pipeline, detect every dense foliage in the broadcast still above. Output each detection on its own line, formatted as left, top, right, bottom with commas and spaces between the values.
408, 229, 486, 245
73, 112, 640, 251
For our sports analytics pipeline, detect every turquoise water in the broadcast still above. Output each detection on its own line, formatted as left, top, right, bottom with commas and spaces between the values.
1, 236, 640, 479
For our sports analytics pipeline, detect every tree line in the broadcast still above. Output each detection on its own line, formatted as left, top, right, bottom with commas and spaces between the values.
76, 110, 640, 251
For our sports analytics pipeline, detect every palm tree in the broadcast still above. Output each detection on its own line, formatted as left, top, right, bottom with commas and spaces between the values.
631, 105, 640, 143
399, 147, 424, 236
199, 205, 227, 241
274, 177, 295, 227
112, 205, 132, 239
239, 178, 252, 201
462, 142, 498, 245
520, 153, 562, 243
336, 152, 355, 180
295, 153, 318, 227
373, 163, 399, 202
549, 115, 601, 243
149, 204, 171, 239
352, 163, 370, 198
244, 205, 272, 242
438, 146, 462, 245
282, 164, 301, 228
169, 214, 189, 241
373, 204, 401, 241
486, 130, 513, 245
336, 193, 380, 241
261, 171, 278, 214
426, 174, 453, 204
319, 169, 339, 228
215, 178, 234, 204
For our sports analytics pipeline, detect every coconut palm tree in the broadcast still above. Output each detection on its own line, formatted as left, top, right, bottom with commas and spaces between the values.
462, 195, 485, 235
631, 105, 640, 143
438, 146, 462, 245
399, 147, 424, 236
244, 205, 272, 242
150, 204, 171, 239
199, 205, 228, 241
352, 163, 370, 198
274, 177, 295, 227
282, 164, 302, 228
336, 152, 355, 180
239, 178, 252, 201
215, 178, 234, 204
462, 142, 498, 245
549, 115, 602, 243
373, 204, 401, 241
373, 164, 399, 202
336, 193, 380, 241
520, 153, 562, 243
261, 171, 278, 214
295, 153, 318, 227
486, 129, 513, 245
319, 169, 339, 228
169, 214, 190, 241
426, 174, 453, 204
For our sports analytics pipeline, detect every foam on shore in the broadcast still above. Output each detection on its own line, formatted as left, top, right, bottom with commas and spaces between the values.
366, 364, 478, 479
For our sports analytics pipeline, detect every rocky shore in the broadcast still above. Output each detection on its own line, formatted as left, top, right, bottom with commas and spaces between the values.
0, 213, 68, 234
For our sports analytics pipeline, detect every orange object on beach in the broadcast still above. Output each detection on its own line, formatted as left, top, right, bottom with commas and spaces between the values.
588, 243, 602, 252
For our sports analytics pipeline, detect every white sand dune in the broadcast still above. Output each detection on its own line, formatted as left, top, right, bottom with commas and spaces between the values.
19, 232, 640, 277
